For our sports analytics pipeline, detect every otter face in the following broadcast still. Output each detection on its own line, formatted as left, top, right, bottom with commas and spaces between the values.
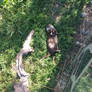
46, 24, 57, 36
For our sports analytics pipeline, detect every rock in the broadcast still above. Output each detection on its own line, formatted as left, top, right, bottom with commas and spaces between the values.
81, 30, 89, 35
81, 12, 87, 17
76, 41, 80, 45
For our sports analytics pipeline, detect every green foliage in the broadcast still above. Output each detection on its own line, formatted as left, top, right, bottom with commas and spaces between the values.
0, 0, 91, 92
73, 67, 92, 92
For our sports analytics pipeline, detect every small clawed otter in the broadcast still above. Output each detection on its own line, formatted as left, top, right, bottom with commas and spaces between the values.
46, 24, 59, 55
40, 24, 60, 61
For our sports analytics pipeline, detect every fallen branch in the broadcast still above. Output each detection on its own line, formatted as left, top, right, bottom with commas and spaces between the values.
14, 30, 34, 92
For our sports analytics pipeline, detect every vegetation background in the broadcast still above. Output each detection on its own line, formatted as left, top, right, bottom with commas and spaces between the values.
0, 0, 92, 92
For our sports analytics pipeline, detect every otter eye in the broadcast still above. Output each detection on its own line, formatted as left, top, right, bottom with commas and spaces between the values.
51, 29, 53, 32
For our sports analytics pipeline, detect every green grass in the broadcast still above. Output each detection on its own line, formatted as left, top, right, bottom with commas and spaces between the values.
73, 67, 92, 92
0, 0, 91, 92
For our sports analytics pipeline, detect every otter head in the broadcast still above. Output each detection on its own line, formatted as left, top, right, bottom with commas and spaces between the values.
46, 24, 57, 37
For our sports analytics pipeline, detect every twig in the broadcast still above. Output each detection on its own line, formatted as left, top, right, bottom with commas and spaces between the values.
42, 85, 56, 91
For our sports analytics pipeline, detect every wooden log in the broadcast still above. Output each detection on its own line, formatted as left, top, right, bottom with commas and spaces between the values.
14, 30, 34, 92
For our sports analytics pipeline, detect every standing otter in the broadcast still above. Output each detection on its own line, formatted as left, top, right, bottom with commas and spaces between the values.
46, 24, 59, 56
40, 24, 60, 61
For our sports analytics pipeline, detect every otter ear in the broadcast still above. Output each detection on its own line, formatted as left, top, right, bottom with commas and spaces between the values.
46, 27, 50, 32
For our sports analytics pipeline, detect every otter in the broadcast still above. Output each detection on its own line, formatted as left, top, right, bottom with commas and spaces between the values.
46, 24, 59, 55
40, 24, 60, 61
